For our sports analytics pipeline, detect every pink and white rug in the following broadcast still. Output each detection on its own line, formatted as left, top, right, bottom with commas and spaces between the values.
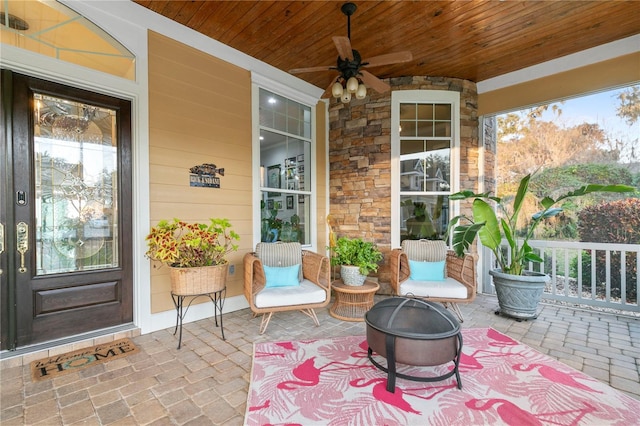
246, 328, 639, 425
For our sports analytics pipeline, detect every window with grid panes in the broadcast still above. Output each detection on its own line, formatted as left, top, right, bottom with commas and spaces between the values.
393, 92, 458, 244
258, 89, 312, 244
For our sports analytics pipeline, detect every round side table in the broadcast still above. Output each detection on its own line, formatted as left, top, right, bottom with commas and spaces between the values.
330, 279, 379, 321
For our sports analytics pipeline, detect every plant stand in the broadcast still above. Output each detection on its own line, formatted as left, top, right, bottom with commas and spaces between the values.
171, 287, 226, 349
168, 264, 229, 348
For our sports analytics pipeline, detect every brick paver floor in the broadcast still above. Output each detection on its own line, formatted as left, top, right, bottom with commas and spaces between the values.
1, 294, 639, 425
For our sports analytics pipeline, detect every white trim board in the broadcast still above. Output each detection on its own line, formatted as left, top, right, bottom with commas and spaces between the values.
477, 35, 640, 93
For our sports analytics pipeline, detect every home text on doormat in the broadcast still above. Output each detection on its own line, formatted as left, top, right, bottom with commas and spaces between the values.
31, 338, 138, 382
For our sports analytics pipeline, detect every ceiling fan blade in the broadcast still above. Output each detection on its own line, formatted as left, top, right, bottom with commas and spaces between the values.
332, 36, 353, 61
360, 70, 390, 93
289, 65, 335, 74
363, 51, 413, 68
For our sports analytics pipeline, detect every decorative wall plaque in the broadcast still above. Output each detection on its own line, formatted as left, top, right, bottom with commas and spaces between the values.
189, 163, 224, 188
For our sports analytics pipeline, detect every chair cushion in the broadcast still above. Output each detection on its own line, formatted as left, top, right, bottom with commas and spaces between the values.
255, 279, 327, 308
256, 242, 303, 281
409, 260, 445, 281
401, 239, 447, 262
264, 264, 300, 288
399, 277, 468, 299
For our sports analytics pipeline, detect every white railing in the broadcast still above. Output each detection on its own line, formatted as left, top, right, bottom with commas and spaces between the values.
482, 240, 640, 313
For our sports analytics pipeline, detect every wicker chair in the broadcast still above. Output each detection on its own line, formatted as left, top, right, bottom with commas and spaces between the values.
243, 243, 331, 334
389, 240, 477, 322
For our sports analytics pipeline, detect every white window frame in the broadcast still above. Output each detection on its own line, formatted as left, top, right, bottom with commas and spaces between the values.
251, 78, 318, 251
391, 90, 461, 248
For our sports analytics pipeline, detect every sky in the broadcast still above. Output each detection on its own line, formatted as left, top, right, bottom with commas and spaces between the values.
549, 88, 636, 131
524, 85, 639, 163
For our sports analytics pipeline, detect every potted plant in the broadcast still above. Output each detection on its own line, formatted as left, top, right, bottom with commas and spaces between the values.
330, 237, 383, 286
145, 218, 240, 295
447, 174, 634, 319
261, 202, 283, 242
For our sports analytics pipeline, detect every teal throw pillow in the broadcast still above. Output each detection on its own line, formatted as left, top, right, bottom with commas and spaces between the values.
409, 260, 445, 281
264, 264, 301, 288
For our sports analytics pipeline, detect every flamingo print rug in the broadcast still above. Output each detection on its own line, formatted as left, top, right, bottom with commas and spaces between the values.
245, 328, 639, 425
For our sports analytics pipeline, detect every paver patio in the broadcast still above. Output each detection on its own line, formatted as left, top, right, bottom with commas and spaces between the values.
1, 294, 638, 425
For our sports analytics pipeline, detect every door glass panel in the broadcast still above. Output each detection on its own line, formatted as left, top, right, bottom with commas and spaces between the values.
33, 93, 119, 274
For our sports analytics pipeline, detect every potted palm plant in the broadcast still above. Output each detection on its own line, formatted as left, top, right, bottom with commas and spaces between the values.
330, 237, 383, 286
447, 174, 634, 319
145, 218, 240, 295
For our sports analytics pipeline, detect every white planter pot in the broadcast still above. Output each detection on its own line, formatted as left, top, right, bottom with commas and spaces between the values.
340, 265, 366, 286
490, 269, 550, 320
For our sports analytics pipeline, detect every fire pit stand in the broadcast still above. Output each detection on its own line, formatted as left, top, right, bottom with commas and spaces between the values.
365, 297, 463, 392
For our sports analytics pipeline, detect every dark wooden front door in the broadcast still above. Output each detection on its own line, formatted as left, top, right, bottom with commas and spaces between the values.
1, 70, 133, 350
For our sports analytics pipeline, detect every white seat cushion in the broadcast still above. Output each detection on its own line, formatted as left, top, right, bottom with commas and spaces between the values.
399, 277, 468, 299
255, 279, 327, 308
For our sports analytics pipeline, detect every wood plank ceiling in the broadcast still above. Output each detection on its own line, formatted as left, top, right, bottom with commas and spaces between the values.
133, 1, 640, 92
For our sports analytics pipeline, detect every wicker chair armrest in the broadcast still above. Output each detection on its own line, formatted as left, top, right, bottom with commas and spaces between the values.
389, 249, 410, 293
446, 250, 477, 298
243, 252, 266, 303
302, 250, 331, 291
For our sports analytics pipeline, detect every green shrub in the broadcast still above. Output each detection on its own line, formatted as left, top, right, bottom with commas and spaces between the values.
572, 198, 640, 303
526, 164, 637, 240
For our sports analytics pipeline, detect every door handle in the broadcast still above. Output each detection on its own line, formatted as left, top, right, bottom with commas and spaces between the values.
16, 222, 28, 273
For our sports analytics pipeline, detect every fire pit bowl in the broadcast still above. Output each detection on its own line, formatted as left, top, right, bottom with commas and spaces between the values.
365, 297, 463, 392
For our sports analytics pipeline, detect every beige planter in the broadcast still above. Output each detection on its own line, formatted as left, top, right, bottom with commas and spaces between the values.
169, 264, 228, 295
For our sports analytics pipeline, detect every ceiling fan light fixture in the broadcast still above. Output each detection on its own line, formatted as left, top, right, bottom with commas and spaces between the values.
291, 2, 411, 102
332, 81, 344, 98
346, 76, 359, 93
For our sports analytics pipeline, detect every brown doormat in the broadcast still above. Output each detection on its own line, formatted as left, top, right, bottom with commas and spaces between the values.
30, 338, 139, 382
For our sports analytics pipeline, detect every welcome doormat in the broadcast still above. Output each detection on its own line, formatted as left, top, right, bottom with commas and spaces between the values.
30, 338, 139, 382
246, 329, 640, 425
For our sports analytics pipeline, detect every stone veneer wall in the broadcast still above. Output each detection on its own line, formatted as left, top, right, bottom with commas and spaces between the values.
328, 76, 482, 293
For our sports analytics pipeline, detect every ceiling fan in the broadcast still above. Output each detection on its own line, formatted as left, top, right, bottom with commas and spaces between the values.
289, 2, 413, 103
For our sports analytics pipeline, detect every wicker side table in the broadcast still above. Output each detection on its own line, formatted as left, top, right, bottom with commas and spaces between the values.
330, 279, 379, 321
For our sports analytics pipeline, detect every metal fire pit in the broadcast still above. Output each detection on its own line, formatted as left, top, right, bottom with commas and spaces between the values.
365, 297, 463, 392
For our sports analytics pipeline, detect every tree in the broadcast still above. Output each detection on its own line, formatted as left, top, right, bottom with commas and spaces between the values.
616, 85, 640, 126
496, 90, 639, 242
615, 85, 640, 162
497, 105, 618, 186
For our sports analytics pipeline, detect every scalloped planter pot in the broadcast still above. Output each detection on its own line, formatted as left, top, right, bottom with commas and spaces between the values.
489, 269, 550, 320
